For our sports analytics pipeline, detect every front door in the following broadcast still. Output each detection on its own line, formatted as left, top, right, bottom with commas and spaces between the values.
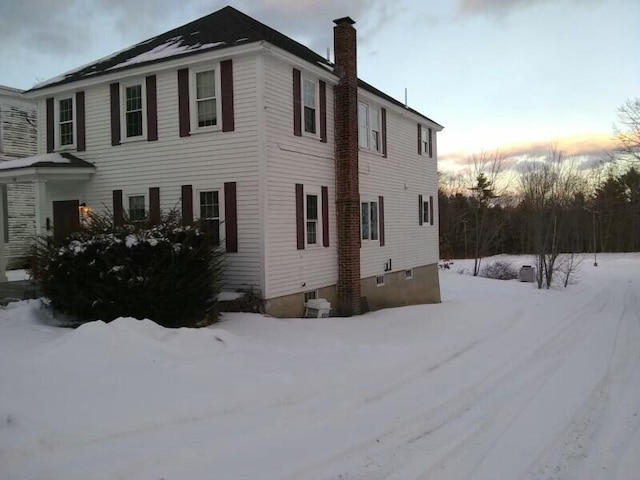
53, 200, 80, 242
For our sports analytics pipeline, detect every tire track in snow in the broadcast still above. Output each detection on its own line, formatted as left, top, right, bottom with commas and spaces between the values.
286, 287, 613, 480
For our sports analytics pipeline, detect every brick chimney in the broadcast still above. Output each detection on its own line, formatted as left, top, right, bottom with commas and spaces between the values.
333, 17, 361, 316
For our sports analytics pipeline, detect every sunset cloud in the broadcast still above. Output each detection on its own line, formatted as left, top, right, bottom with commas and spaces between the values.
440, 133, 616, 172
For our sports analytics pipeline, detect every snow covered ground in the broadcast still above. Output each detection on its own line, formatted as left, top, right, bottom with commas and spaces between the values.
1, 253, 639, 480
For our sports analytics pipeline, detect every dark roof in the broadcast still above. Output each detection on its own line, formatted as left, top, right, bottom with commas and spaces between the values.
29, 6, 442, 127
29, 6, 333, 92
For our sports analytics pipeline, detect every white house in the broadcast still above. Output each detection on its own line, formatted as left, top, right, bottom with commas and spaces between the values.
0, 85, 38, 275
0, 6, 443, 316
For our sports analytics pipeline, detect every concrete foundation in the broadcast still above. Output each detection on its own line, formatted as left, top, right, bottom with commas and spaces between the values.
263, 263, 441, 318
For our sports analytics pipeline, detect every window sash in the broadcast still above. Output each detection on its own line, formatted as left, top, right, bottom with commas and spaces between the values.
303, 79, 316, 134
306, 194, 318, 245
358, 102, 369, 149
423, 201, 429, 224
370, 107, 380, 152
125, 85, 143, 137
59, 98, 74, 146
128, 195, 146, 222
196, 70, 217, 127
361, 200, 379, 241
199, 190, 221, 245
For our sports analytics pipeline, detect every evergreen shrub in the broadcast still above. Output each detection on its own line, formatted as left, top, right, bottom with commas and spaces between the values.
33, 212, 224, 327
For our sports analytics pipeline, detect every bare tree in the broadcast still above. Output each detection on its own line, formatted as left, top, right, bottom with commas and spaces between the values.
465, 150, 508, 276
613, 98, 640, 164
518, 147, 587, 289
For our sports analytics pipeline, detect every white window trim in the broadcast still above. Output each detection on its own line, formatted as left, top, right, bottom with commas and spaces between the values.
358, 101, 382, 154
421, 125, 432, 158
120, 79, 147, 142
193, 184, 226, 242
189, 65, 222, 134
304, 185, 323, 248
301, 76, 320, 138
360, 197, 379, 243
54, 95, 76, 151
126, 192, 148, 222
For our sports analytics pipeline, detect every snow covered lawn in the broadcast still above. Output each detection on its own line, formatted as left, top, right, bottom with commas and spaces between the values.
1, 254, 639, 479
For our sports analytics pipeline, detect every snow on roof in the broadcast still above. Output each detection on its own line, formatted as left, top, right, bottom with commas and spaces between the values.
0, 153, 94, 171
107, 37, 225, 71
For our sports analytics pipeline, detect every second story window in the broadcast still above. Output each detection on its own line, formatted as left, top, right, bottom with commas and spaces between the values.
59, 98, 74, 146
196, 69, 217, 128
303, 78, 317, 134
358, 102, 381, 153
125, 84, 143, 138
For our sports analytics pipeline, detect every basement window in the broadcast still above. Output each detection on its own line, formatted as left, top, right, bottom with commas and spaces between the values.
405, 269, 414, 280
376, 275, 385, 287
303, 290, 318, 303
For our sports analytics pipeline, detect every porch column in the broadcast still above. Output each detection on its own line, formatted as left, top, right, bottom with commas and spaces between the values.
0, 185, 7, 282
34, 180, 48, 236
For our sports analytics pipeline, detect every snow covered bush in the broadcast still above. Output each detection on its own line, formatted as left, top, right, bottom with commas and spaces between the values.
32, 214, 224, 327
479, 261, 519, 280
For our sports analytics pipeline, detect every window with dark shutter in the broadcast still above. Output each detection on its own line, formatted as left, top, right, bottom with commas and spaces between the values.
322, 186, 329, 246
149, 187, 160, 224
146, 75, 158, 141
76, 91, 86, 152
178, 69, 190, 137
419, 194, 423, 226
110, 83, 121, 146
46, 98, 54, 153
181, 185, 193, 225
113, 190, 123, 226
295, 183, 304, 249
379, 196, 385, 246
319, 81, 327, 143
430, 195, 434, 225
381, 108, 387, 158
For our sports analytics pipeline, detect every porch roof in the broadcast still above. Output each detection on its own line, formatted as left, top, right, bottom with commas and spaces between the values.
0, 153, 95, 183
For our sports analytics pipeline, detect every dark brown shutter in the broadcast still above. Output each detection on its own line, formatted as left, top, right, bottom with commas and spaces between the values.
379, 196, 385, 246
46, 98, 54, 152
295, 183, 304, 249
146, 75, 158, 141
224, 182, 238, 253
113, 190, 123, 227
322, 186, 329, 247
110, 83, 120, 146
430, 195, 434, 226
417, 123, 422, 155
319, 80, 327, 143
221, 60, 235, 132
149, 187, 160, 224
419, 194, 423, 226
428, 127, 433, 158
293, 69, 302, 137
178, 69, 190, 137
181, 184, 193, 225
381, 107, 387, 158
76, 91, 86, 152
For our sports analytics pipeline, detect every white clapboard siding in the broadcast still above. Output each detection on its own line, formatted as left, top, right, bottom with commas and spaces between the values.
35, 56, 263, 291
358, 92, 440, 280
262, 54, 338, 299
0, 88, 38, 268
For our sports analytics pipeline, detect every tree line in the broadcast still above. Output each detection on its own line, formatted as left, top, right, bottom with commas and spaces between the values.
438, 98, 640, 287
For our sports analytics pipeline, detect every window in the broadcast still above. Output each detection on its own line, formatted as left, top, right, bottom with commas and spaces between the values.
376, 275, 385, 286
199, 190, 221, 245
423, 200, 429, 224
124, 83, 144, 138
303, 290, 318, 303
358, 102, 369, 149
303, 78, 317, 134
405, 269, 414, 280
358, 102, 381, 152
128, 195, 146, 222
58, 97, 74, 146
361, 200, 379, 241
421, 125, 433, 158
306, 193, 318, 245
192, 68, 220, 129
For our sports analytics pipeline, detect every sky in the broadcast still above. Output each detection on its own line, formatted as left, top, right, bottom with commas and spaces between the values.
1, 0, 638, 172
